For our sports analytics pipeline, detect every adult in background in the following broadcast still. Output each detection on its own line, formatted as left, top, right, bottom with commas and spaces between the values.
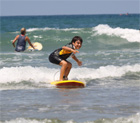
12, 28, 35, 52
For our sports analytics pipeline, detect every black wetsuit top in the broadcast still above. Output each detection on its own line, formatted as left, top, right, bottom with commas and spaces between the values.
49, 43, 75, 65
15, 35, 26, 52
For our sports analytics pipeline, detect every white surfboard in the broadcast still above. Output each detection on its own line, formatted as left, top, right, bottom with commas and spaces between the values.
28, 42, 43, 51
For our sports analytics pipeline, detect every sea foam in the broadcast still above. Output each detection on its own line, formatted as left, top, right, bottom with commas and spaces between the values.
0, 64, 140, 84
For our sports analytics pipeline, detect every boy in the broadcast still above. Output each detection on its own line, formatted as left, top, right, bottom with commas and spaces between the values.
49, 36, 83, 81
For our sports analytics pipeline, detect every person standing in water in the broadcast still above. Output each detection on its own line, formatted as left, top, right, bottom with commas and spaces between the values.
12, 28, 35, 52
49, 36, 83, 81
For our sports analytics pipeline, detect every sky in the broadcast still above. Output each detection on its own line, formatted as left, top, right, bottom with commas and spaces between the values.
0, 0, 139, 16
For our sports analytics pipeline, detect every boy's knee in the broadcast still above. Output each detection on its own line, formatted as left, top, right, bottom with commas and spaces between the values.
61, 61, 72, 68
61, 61, 68, 66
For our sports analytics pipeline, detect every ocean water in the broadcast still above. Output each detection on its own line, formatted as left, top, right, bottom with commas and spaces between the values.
0, 14, 140, 123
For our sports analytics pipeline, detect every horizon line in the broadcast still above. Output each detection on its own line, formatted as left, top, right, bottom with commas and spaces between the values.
0, 13, 139, 17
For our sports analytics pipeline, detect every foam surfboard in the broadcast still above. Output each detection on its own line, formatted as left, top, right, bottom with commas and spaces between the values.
51, 80, 85, 88
28, 42, 43, 51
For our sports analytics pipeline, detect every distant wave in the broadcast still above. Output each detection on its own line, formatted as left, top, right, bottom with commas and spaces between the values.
26, 27, 81, 32
12, 27, 81, 34
27, 25, 140, 43
93, 24, 140, 43
0, 64, 140, 84
12, 24, 140, 43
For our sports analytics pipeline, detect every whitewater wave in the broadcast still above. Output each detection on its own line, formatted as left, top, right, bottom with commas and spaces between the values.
1, 113, 140, 123
93, 24, 140, 43
0, 64, 139, 84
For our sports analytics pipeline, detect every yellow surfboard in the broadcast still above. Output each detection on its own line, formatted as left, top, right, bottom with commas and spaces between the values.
51, 80, 85, 88
28, 42, 43, 51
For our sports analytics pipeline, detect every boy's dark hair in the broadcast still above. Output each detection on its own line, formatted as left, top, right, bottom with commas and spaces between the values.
71, 36, 83, 44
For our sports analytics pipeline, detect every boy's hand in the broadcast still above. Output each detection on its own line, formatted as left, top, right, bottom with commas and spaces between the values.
72, 49, 79, 54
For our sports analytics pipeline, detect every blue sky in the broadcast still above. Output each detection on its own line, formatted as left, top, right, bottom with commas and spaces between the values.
0, 0, 139, 16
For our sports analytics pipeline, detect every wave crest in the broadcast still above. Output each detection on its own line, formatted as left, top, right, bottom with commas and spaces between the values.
93, 24, 140, 43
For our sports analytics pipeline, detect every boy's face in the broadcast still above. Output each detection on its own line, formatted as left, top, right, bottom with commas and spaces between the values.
72, 40, 82, 49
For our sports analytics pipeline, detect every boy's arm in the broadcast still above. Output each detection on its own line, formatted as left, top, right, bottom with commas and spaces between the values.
71, 54, 82, 66
62, 46, 79, 54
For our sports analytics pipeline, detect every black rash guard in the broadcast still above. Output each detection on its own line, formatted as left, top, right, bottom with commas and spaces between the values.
49, 43, 75, 65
